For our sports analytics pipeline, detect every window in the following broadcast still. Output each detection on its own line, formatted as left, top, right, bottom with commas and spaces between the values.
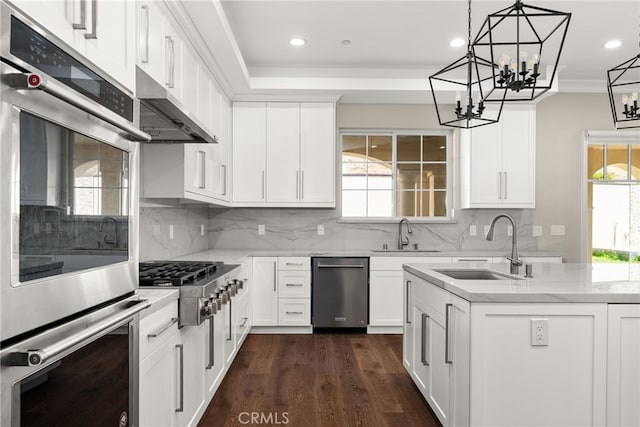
341, 131, 451, 219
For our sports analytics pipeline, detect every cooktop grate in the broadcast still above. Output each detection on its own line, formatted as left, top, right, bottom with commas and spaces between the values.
138, 261, 223, 287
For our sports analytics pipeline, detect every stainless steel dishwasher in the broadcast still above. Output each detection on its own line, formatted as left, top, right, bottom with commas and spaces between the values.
311, 257, 369, 329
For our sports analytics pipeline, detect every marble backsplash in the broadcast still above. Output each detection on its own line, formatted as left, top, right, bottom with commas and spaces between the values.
207, 208, 538, 254
139, 205, 209, 261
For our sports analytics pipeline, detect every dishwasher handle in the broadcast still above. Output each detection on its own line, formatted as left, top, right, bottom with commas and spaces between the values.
316, 264, 365, 268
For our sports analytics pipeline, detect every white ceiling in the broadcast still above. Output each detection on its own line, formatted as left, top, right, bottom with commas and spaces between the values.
185, 0, 640, 103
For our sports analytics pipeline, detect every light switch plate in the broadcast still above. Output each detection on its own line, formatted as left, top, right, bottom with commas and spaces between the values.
532, 225, 543, 237
531, 318, 549, 346
258, 224, 265, 235
551, 225, 565, 236
317, 224, 325, 236
469, 225, 477, 236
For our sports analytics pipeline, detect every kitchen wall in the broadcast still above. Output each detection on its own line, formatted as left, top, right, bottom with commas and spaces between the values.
139, 205, 209, 261
534, 93, 614, 262
139, 96, 616, 261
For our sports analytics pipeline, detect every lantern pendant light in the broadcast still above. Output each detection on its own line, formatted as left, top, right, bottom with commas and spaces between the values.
429, 0, 506, 129
607, 15, 640, 129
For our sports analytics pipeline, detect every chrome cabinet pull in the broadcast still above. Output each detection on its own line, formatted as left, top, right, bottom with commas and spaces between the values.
84, 0, 97, 39
457, 258, 489, 262
219, 164, 226, 195
286, 311, 303, 315
240, 317, 248, 327
445, 303, 453, 364
498, 172, 503, 199
147, 317, 178, 338
72, 0, 87, 29
504, 171, 508, 200
301, 170, 304, 200
226, 300, 232, 341
165, 36, 175, 88
261, 171, 266, 199
285, 283, 303, 287
176, 344, 184, 412
206, 316, 214, 369
198, 150, 206, 189
406, 280, 411, 324
296, 170, 299, 199
317, 264, 364, 268
140, 5, 150, 63
421, 313, 430, 366
285, 262, 303, 266
273, 264, 276, 292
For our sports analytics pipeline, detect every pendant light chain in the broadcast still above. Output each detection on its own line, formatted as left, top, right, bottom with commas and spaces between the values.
467, 0, 472, 52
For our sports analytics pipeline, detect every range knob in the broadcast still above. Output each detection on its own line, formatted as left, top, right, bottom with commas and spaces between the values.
200, 300, 213, 317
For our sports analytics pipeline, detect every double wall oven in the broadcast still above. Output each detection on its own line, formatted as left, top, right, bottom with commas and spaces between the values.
1, 3, 150, 426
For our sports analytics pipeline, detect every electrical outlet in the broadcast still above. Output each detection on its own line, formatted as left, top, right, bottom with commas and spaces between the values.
484, 225, 490, 237
317, 224, 325, 236
531, 318, 549, 346
532, 225, 543, 237
200, 224, 205, 236
469, 225, 477, 236
507, 225, 513, 236
550, 225, 565, 236
169, 224, 174, 240
258, 224, 265, 235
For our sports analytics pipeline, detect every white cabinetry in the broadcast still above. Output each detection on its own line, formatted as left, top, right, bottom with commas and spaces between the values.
11, 0, 135, 90
141, 143, 230, 206
251, 257, 312, 331
405, 272, 469, 427
139, 300, 180, 427
370, 256, 451, 332
176, 325, 206, 427
460, 108, 536, 208
607, 304, 640, 427
232, 102, 335, 207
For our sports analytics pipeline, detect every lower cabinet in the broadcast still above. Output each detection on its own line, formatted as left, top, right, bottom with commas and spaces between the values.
404, 271, 616, 427
176, 325, 207, 427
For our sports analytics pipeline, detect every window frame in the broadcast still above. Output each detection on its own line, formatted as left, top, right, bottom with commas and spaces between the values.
339, 128, 454, 222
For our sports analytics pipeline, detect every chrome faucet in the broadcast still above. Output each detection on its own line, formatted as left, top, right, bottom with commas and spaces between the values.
99, 216, 118, 247
398, 217, 413, 250
486, 213, 523, 274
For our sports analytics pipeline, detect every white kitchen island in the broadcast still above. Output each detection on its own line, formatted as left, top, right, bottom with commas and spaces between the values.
403, 262, 640, 427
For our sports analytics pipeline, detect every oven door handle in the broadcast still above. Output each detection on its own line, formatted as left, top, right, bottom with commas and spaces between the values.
4, 72, 151, 142
9, 299, 150, 367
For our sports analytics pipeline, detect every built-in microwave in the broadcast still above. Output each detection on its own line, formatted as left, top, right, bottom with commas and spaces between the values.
0, 3, 149, 344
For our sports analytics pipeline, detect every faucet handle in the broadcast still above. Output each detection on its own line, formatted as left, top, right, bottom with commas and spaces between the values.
507, 257, 524, 266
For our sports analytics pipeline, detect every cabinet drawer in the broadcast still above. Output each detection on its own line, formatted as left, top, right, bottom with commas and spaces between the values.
452, 256, 493, 263
371, 256, 452, 270
278, 271, 310, 298
278, 299, 311, 325
412, 279, 450, 316
139, 301, 179, 359
278, 257, 310, 270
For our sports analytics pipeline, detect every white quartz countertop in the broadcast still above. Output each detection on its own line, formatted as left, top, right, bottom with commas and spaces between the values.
170, 248, 561, 264
403, 262, 640, 303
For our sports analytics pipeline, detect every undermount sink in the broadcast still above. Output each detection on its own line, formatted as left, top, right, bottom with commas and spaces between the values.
371, 249, 441, 253
434, 269, 523, 280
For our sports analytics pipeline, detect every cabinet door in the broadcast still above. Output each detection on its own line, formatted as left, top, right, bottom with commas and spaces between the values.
176, 326, 206, 427
370, 271, 403, 326
137, 0, 165, 84
139, 334, 180, 427
266, 103, 300, 203
403, 277, 414, 371
500, 109, 535, 207
223, 295, 236, 365
300, 103, 335, 204
184, 144, 213, 197
251, 257, 278, 326
162, 16, 183, 101
449, 295, 470, 427
215, 95, 231, 200
467, 123, 502, 205
180, 43, 199, 118
233, 103, 266, 202
607, 304, 640, 427
421, 303, 450, 427
234, 282, 251, 346
81, 0, 135, 90
411, 302, 430, 394
278, 271, 310, 299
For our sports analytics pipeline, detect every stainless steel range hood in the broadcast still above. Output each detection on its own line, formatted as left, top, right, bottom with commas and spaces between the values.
136, 67, 218, 143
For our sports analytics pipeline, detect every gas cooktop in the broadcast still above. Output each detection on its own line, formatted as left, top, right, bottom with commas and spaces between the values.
138, 261, 225, 287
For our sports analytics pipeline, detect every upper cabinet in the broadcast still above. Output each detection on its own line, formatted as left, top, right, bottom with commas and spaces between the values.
232, 101, 336, 208
10, 0, 135, 91
459, 107, 536, 208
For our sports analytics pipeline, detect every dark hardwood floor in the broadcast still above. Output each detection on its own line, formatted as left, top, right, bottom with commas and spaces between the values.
198, 333, 440, 427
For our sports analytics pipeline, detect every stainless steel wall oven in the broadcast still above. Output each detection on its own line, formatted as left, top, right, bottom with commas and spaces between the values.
1, 3, 150, 426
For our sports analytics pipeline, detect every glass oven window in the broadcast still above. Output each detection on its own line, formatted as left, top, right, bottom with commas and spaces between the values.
19, 112, 129, 282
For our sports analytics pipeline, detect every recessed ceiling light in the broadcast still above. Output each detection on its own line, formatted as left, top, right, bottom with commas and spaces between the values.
604, 40, 622, 49
341, 39, 351, 45
289, 38, 306, 47
450, 38, 465, 48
